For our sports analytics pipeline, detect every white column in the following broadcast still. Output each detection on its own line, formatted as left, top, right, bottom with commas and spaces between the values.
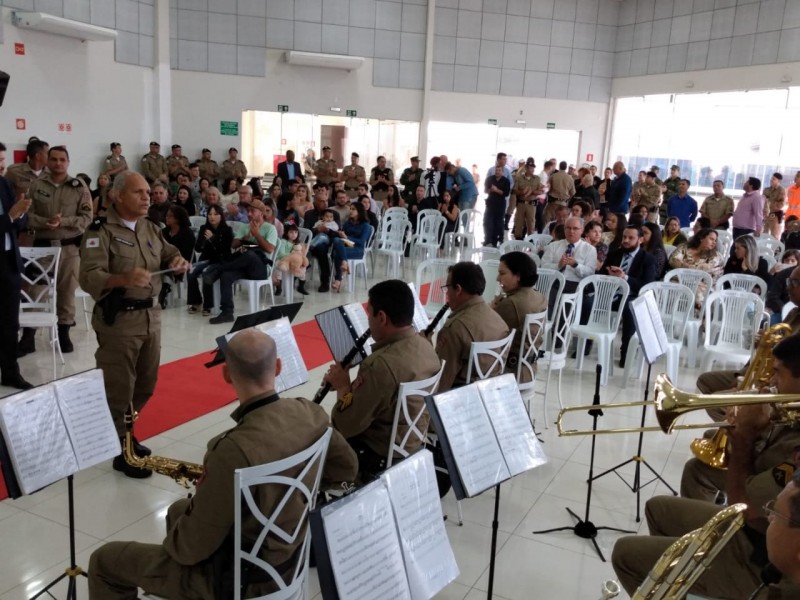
418, 0, 436, 162
153, 0, 172, 144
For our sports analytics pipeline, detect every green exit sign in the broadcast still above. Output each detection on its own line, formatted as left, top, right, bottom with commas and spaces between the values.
220, 120, 239, 136
346, 109, 357, 117
277, 105, 289, 112
546, 122, 556, 129
488, 118, 497, 125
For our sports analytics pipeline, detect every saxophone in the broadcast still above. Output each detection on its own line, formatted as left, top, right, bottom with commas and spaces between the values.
689, 322, 795, 469
122, 410, 204, 488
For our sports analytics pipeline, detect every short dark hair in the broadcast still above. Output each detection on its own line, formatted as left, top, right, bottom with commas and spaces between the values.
49, 145, 69, 160
559, 161, 567, 170
695, 216, 712, 229
368, 280, 414, 327
713, 179, 724, 186
167, 204, 191, 228
773, 334, 800, 378
680, 178, 691, 186
496, 152, 507, 160
0, 142, 5, 152
687, 228, 717, 252
448, 262, 486, 296
322, 208, 336, 218
544, 160, 555, 169
110, 142, 120, 151
312, 182, 329, 191
624, 224, 643, 238
500, 251, 538, 287
773, 172, 783, 181
26, 139, 47, 159
748, 176, 762, 190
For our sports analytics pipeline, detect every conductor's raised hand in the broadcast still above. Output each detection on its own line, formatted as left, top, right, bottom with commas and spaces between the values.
169, 255, 190, 275
125, 267, 152, 288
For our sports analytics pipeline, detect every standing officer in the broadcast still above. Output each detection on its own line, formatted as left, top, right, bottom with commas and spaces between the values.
102, 142, 128, 178
27, 146, 93, 353
632, 171, 661, 223
512, 158, 542, 239
220, 147, 247, 184
6, 137, 48, 197
324, 280, 441, 482
88, 328, 358, 597
399, 156, 424, 205
700, 180, 735, 230
314, 145, 338, 189
165, 144, 190, 179
197, 148, 219, 182
79, 171, 189, 478
140, 141, 167, 185
0, 142, 33, 390
660, 164, 682, 225
341, 152, 366, 199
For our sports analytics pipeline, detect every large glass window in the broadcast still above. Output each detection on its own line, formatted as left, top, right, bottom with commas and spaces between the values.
609, 89, 800, 195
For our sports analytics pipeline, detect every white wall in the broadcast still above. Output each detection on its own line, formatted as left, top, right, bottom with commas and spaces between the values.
0, 8, 155, 177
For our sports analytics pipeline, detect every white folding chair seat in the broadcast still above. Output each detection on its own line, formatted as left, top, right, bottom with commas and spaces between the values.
467, 247, 501, 264
415, 258, 456, 318
19, 247, 63, 380
235, 248, 277, 313
377, 219, 411, 279
189, 215, 205, 230
447, 208, 481, 257
571, 275, 630, 385
523, 233, 552, 254
663, 268, 714, 368
701, 289, 764, 371
515, 310, 548, 420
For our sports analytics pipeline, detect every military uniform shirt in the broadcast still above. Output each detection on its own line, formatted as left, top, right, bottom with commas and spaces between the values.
27, 174, 93, 240
513, 173, 542, 201
341, 164, 366, 189
197, 159, 219, 181
166, 155, 190, 176
103, 154, 128, 175
141, 153, 167, 182
493, 287, 548, 367
314, 158, 338, 184
700, 194, 735, 225
5, 162, 48, 195
764, 185, 786, 215
220, 159, 247, 181
634, 182, 661, 211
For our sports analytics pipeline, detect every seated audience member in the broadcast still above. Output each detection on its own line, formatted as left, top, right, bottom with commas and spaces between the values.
491, 252, 547, 379
187, 204, 232, 316
263, 200, 283, 239
628, 204, 650, 226
198, 177, 210, 204
330, 202, 372, 292
325, 280, 441, 482
783, 215, 800, 250
147, 181, 172, 224
272, 224, 308, 296
642, 222, 668, 279
308, 208, 340, 250
247, 177, 263, 199
173, 184, 196, 217
771, 249, 800, 276
570, 200, 593, 222
668, 228, 725, 309
225, 199, 248, 224
612, 334, 800, 600
385, 184, 402, 209
88, 329, 358, 599
584, 220, 608, 272
208, 199, 278, 324
693, 216, 712, 234
575, 173, 600, 208
434, 261, 510, 391
331, 187, 351, 222
200, 186, 222, 217
92, 172, 112, 217
723, 234, 771, 286
550, 223, 565, 241
662, 216, 688, 247
220, 177, 239, 206
602, 212, 627, 252
438, 189, 459, 244
159, 205, 196, 308
359, 194, 380, 230
305, 192, 341, 292
541, 216, 597, 298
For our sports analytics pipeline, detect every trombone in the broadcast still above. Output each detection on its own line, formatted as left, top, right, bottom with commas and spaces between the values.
556, 373, 800, 437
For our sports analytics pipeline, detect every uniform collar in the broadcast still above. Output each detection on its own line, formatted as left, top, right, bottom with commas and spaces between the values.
370, 327, 415, 352
231, 390, 281, 423
452, 295, 484, 314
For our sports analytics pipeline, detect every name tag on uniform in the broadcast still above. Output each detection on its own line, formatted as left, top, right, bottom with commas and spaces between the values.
113, 236, 135, 247
85, 238, 100, 248
37, 190, 50, 198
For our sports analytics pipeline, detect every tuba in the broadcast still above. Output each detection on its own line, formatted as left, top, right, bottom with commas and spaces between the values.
689, 323, 794, 470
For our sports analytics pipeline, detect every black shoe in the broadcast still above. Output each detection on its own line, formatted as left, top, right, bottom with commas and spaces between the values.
57, 325, 74, 353
131, 437, 152, 457
209, 312, 234, 324
275, 283, 282, 296
112, 454, 153, 479
17, 328, 35, 357
318, 283, 329, 293
1, 372, 33, 390
296, 280, 308, 295
618, 356, 626, 369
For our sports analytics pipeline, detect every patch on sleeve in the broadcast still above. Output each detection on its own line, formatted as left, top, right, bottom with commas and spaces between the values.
352, 375, 366, 392
773, 462, 794, 488
85, 237, 100, 249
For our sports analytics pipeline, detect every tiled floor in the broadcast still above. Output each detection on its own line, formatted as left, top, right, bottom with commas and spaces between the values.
0, 260, 711, 599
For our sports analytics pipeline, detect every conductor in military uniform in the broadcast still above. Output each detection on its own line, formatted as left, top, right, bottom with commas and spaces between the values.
27, 145, 93, 353
79, 171, 190, 478
612, 334, 800, 599
324, 280, 441, 482
435, 261, 510, 392
88, 328, 358, 598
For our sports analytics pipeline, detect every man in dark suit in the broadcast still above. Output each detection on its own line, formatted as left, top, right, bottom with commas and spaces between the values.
276, 150, 304, 192
0, 142, 34, 389
600, 224, 657, 367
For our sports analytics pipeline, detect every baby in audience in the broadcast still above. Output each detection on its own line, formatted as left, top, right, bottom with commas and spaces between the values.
309, 209, 340, 250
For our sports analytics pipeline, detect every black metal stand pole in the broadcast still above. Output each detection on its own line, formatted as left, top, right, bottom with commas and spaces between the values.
486, 483, 501, 600
589, 362, 677, 521
532, 364, 634, 561
30, 475, 87, 600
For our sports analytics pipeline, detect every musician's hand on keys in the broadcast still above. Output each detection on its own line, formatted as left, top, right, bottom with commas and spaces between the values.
324, 363, 351, 394
730, 404, 771, 438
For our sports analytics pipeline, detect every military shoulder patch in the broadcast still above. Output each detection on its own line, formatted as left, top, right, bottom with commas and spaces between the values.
85, 237, 100, 249
773, 462, 794, 488
71, 179, 81, 188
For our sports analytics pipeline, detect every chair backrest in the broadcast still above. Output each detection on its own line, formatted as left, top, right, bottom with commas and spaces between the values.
574, 275, 630, 333
378, 219, 411, 253
757, 236, 784, 259
466, 329, 515, 384
468, 247, 501, 264
715, 229, 733, 255
297, 227, 312, 246
189, 215, 206, 229
534, 268, 565, 324
704, 289, 764, 353
663, 267, 714, 319
523, 233, 553, 253
234, 428, 332, 600
680, 226, 693, 239
357, 224, 375, 252
480, 259, 501, 303
784, 301, 798, 319
387, 362, 446, 467
20, 247, 61, 311
715, 273, 768, 301
459, 208, 481, 234
416, 208, 440, 231
516, 310, 548, 391
416, 214, 447, 246
663, 244, 677, 259
542, 293, 578, 370
383, 206, 408, 221
638, 281, 695, 344
498, 239, 538, 256
415, 258, 456, 317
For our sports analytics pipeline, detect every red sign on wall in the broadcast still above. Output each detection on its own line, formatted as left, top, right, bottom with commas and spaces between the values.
65, 123, 72, 132
586, 153, 594, 162
14, 43, 25, 55
58, 123, 65, 132
15, 119, 26, 130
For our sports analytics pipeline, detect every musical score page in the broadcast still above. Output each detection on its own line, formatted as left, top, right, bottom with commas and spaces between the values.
321, 481, 412, 600
432, 386, 511, 497
342, 303, 374, 356
0, 387, 78, 495
380, 450, 459, 600
476, 374, 548, 477
406, 283, 431, 333
253, 318, 308, 392
53, 370, 120, 471
631, 292, 668, 365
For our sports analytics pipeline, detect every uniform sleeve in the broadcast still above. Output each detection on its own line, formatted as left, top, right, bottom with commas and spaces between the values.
26, 182, 49, 229
78, 229, 113, 299
157, 227, 182, 267
331, 357, 397, 439
163, 438, 243, 565
493, 298, 519, 333
60, 184, 93, 230
436, 321, 467, 392
322, 428, 359, 488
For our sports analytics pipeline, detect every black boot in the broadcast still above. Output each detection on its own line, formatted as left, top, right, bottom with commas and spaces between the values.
296, 280, 308, 295
1, 367, 33, 390
17, 328, 35, 357
503, 214, 511, 230
58, 324, 74, 353
112, 454, 153, 479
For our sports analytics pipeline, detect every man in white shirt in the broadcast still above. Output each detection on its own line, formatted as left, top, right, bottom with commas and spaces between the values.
541, 216, 597, 298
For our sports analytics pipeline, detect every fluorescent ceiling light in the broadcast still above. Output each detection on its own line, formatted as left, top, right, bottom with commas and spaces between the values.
13, 11, 118, 42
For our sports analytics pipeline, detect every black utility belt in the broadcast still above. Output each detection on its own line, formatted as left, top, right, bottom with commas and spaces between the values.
121, 298, 154, 311
33, 235, 82, 247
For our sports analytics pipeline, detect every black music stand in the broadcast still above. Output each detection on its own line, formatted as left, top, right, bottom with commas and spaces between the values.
589, 292, 677, 522
533, 364, 634, 562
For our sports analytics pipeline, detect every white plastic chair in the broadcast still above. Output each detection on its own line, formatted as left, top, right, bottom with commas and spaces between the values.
342, 225, 374, 293
386, 362, 445, 469
415, 208, 440, 231
415, 258, 456, 319
701, 290, 764, 371
680, 226, 693, 239
480, 259, 501, 304
763, 253, 777, 272
523, 233, 552, 254
663, 244, 677, 259
75, 287, 92, 330
377, 219, 411, 278
468, 246, 501, 264
715, 229, 733, 256
19, 247, 63, 380
515, 310, 548, 419
410, 213, 447, 261
376, 207, 408, 248
297, 227, 312, 246
446, 208, 481, 256
189, 215, 206, 230
715, 273, 768, 302
498, 240, 538, 256
623, 282, 695, 384
571, 275, 630, 385
465, 330, 516, 384
663, 268, 714, 368
783, 301, 797, 320
533, 268, 565, 350
235, 248, 277, 313
233, 428, 332, 600
757, 236, 784, 259
535, 292, 578, 418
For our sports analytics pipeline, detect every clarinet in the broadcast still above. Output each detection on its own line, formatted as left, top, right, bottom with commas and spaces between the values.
424, 304, 450, 337
313, 329, 372, 404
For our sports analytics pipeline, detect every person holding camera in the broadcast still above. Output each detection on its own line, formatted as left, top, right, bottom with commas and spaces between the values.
423, 157, 445, 206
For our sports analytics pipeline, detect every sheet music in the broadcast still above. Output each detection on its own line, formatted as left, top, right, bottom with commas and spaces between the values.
342, 303, 374, 356
315, 306, 370, 366
407, 283, 431, 333
0, 387, 78, 495
432, 386, 511, 497
253, 318, 309, 392
380, 451, 459, 600
53, 370, 120, 470
322, 481, 412, 600
476, 375, 548, 477
631, 292, 669, 365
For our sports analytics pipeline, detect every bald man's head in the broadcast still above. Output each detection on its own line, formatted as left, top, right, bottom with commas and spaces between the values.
225, 329, 277, 385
